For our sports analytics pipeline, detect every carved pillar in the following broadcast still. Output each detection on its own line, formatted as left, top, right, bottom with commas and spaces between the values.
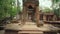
53, 15, 57, 21
21, 6, 27, 25
26, 7, 28, 21
35, 6, 40, 27
43, 15, 46, 21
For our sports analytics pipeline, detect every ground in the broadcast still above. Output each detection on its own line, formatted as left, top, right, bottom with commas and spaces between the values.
0, 21, 60, 34
0, 30, 5, 34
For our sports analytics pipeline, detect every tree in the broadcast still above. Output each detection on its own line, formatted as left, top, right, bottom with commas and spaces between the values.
52, 0, 60, 17
42, 7, 52, 13
0, 0, 21, 20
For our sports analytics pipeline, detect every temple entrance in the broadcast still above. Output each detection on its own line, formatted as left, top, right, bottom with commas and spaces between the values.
28, 5, 35, 22
22, 0, 40, 27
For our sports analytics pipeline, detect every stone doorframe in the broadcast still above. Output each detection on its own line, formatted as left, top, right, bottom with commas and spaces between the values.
21, 2, 40, 27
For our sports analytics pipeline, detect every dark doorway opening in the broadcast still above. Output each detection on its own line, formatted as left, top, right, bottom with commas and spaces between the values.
28, 5, 35, 22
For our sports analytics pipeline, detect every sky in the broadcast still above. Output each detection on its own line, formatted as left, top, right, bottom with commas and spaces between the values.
19, 0, 52, 9
39, 0, 52, 8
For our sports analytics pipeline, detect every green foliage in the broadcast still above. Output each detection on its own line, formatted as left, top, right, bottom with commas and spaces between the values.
43, 8, 52, 13
0, 0, 21, 20
54, 8, 59, 17
52, 0, 60, 3
54, 7, 60, 17
52, 0, 60, 17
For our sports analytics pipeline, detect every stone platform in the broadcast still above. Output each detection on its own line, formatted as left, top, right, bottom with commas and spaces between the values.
5, 22, 60, 34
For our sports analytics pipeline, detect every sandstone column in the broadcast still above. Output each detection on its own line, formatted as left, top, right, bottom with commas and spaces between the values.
35, 6, 40, 27
21, 6, 27, 25
43, 15, 46, 21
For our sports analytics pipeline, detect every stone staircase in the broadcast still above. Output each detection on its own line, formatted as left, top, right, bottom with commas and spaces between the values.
18, 22, 43, 34
5, 22, 43, 34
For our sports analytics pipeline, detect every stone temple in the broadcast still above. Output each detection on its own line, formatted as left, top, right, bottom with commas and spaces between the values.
5, 0, 60, 34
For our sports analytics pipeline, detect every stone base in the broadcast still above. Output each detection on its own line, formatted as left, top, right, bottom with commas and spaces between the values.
5, 22, 43, 34
5, 30, 18, 34
44, 31, 57, 34
5, 22, 60, 34
5, 29, 58, 34
5, 29, 43, 34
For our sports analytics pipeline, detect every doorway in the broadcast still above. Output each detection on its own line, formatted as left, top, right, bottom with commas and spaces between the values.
28, 5, 35, 22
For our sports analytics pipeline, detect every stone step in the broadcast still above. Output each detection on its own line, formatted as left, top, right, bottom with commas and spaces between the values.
25, 22, 36, 25
18, 30, 43, 34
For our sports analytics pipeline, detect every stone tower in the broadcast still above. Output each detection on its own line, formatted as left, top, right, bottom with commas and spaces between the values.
22, 0, 40, 27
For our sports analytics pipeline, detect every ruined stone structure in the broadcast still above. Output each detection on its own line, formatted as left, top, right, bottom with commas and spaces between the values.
22, 0, 40, 26
5, 0, 60, 34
